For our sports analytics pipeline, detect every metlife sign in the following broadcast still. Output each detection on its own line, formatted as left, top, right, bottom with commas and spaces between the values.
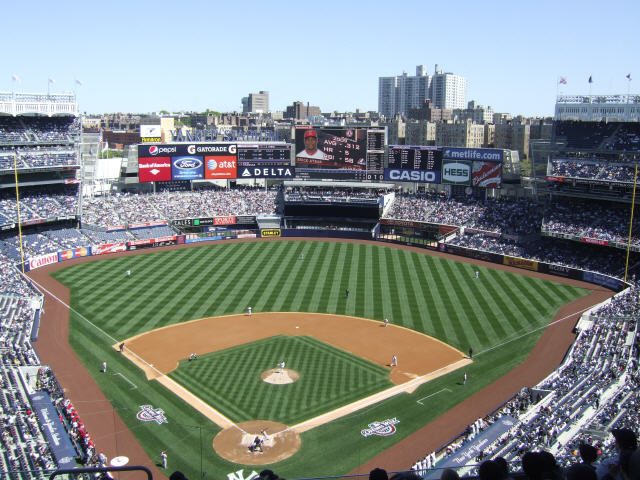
442, 147, 503, 162
239, 166, 295, 179
383, 168, 441, 184
441, 160, 471, 185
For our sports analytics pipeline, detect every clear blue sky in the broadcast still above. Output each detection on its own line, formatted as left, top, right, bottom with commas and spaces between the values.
3, 0, 638, 117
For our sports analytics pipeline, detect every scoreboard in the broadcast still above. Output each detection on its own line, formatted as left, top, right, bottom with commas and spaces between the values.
388, 146, 442, 171
237, 144, 291, 166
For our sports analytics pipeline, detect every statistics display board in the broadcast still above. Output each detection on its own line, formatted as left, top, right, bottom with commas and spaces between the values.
237, 144, 291, 166
388, 146, 442, 171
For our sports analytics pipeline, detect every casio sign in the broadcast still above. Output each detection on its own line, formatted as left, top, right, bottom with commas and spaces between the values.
388, 170, 436, 182
174, 158, 202, 169
442, 162, 470, 182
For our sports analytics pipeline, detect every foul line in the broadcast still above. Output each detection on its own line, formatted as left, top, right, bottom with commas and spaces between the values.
416, 388, 451, 405
114, 372, 137, 390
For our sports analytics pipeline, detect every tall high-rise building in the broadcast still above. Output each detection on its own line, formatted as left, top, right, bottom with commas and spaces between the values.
378, 65, 466, 117
242, 91, 269, 113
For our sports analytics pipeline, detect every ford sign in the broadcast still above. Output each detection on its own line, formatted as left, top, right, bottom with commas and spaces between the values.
174, 157, 203, 169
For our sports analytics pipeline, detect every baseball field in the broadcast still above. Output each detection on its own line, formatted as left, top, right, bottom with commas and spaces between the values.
29, 239, 608, 480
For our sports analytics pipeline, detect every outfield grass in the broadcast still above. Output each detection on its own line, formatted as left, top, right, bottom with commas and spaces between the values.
52, 240, 590, 479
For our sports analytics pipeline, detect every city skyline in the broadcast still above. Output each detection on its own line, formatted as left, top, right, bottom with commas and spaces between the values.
2, 0, 638, 118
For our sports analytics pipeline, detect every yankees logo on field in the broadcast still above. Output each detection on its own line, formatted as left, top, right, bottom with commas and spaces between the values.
137, 405, 168, 424
360, 418, 399, 437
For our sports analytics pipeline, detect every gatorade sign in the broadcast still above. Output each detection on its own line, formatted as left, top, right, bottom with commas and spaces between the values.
441, 160, 471, 185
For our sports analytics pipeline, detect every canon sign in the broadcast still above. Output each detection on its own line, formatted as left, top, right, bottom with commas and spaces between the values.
29, 253, 59, 270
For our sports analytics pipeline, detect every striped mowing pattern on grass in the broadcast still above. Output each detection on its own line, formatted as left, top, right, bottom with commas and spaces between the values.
168, 335, 392, 424
53, 240, 588, 353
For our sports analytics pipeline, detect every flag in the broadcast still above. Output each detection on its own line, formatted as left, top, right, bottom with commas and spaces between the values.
12, 74, 21, 83
559, 77, 567, 85
75, 79, 83, 86
48, 77, 55, 84
588, 76, 593, 84
626, 73, 632, 81
101, 141, 109, 153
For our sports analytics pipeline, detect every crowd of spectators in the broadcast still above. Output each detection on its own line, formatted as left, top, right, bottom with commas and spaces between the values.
0, 117, 79, 145
549, 159, 638, 182
411, 287, 640, 478
543, 200, 640, 246
0, 186, 79, 224
385, 193, 543, 236
82, 188, 279, 226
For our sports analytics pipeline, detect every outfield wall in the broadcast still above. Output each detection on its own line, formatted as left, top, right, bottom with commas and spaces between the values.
21, 228, 626, 292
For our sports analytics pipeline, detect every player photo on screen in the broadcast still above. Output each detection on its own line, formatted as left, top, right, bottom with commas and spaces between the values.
295, 127, 367, 170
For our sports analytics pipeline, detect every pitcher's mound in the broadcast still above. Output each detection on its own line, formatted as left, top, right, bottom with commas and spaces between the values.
213, 420, 301, 464
261, 368, 300, 384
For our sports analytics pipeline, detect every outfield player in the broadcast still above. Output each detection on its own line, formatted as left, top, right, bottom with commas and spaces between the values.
475, 271, 479, 279
126, 269, 131, 278
101, 360, 107, 373
384, 318, 389, 327
161, 450, 167, 469
463, 372, 467, 385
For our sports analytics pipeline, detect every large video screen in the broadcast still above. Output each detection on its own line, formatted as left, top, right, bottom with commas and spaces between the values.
294, 127, 367, 170
237, 144, 291, 166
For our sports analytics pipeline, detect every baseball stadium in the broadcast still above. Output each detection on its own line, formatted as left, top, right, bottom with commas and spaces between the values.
0, 93, 639, 480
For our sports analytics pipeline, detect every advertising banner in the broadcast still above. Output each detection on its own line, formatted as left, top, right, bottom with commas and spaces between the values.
261, 228, 281, 237
172, 156, 204, 180
138, 157, 172, 182
472, 161, 502, 188
441, 160, 472, 185
128, 236, 177, 250
140, 125, 162, 143
129, 221, 168, 229
59, 247, 90, 261
214, 216, 236, 226
442, 147, 503, 162
503, 256, 539, 271
384, 168, 441, 183
582, 271, 622, 290
29, 253, 59, 270
30, 391, 77, 469
94, 242, 127, 255
238, 166, 294, 178
582, 237, 608, 246
205, 156, 237, 179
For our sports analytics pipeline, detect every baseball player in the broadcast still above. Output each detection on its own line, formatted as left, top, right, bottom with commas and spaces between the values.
463, 372, 467, 385
101, 360, 107, 373
126, 269, 131, 278
261, 429, 269, 442
346, 288, 350, 298
475, 271, 479, 279
248, 306, 252, 316
160, 450, 167, 469
119, 342, 125, 353
391, 355, 398, 367
277, 360, 285, 372
384, 318, 389, 327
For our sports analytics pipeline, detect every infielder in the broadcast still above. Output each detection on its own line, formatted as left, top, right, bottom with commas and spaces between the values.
384, 318, 389, 327
463, 372, 467, 385
160, 450, 167, 469
248, 306, 252, 316
277, 360, 285, 372
391, 355, 398, 367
